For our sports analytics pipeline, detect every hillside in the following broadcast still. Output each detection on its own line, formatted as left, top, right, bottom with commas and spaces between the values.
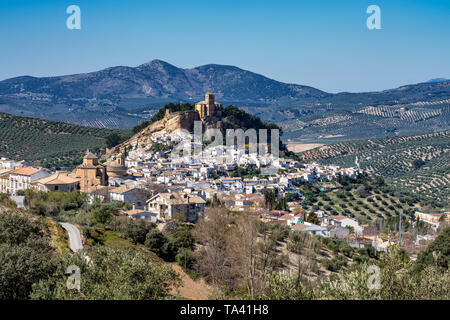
0, 60, 327, 104
0, 112, 131, 169
0, 60, 448, 142
299, 130, 450, 206
108, 103, 284, 157
300, 178, 421, 225
0, 60, 326, 129
280, 101, 449, 142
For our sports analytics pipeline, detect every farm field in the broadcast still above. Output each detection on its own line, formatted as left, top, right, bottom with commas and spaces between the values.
0, 112, 131, 169
300, 179, 421, 226
299, 130, 450, 206
287, 143, 324, 153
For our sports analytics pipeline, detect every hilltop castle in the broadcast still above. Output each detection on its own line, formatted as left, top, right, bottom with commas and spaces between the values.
194, 92, 222, 120
106, 92, 224, 157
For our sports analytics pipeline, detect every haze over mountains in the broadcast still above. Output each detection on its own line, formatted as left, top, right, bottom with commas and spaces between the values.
0, 59, 448, 141
428, 78, 449, 83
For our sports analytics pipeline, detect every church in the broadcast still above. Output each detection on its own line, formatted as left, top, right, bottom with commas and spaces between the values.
75, 151, 107, 192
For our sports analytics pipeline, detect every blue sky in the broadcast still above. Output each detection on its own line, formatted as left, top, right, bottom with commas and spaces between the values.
0, 0, 449, 92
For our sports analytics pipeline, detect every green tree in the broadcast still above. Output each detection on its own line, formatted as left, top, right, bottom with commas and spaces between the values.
176, 247, 195, 271
105, 132, 122, 148
412, 159, 425, 170
375, 176, 385, 186
416, 227, 450, 271
123, 220, 153, 244
31, 246, 180, 300
261, 272, 314, 300
318, 246, 449, 299
145, 229, 168, 256
306, 212, 320, 225
90, 205, 115, 226
0, 211, 59, 300
171, 227, 195, 251
264, 190, 276, 210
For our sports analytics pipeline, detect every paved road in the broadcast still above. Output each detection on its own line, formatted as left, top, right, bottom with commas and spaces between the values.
60, 222, 83, 252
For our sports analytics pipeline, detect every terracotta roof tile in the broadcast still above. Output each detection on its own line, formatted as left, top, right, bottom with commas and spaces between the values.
10, 167, 41, 176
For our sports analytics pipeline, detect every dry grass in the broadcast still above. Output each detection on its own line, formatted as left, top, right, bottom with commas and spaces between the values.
170, 263, 212, 300
287, 143, 324, 153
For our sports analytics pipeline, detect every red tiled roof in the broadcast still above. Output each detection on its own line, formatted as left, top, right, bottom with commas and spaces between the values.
10, 167, 40, 176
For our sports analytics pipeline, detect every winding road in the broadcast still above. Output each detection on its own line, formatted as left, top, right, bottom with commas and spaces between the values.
60, 222, 83, 252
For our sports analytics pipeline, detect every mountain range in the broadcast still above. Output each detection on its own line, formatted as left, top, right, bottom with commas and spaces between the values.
0, 59, 448, 141
428, 78, 449, 83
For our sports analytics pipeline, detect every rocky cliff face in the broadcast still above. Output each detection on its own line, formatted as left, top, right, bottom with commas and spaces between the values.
106, 109, 200, 156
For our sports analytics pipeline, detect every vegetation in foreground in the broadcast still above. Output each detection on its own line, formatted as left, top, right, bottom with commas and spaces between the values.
0, 202, 448, 300
0, 209, 180, 300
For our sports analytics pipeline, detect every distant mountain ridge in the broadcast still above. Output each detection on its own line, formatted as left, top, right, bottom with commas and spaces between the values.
0, 60, 449, 135
428, 78, 449, 83
0, 59, 327, 103
2, 60, 448, 104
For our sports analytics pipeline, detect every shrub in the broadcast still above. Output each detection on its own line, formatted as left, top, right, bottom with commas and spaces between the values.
0, 211, 59, 299
31, 246, 180, 299
123, 220, 153, 244
145, 229, 168, 256
176, 247, 196, 270
322, 256, 348, 272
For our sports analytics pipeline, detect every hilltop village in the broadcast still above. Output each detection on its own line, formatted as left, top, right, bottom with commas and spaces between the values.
0, 93, 446, 253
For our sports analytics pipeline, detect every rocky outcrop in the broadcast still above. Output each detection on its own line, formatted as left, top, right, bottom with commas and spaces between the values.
106, 109, 201, 156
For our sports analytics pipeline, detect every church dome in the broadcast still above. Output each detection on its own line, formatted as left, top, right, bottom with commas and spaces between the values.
106, 154, 127, 178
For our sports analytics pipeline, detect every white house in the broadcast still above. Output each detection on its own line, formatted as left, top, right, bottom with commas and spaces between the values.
147, 192, 206, 222
219, 177, 244, 193
328, 225, 350, 239
292, 222, 328, 237
8, 167, 50, 195
125, 158, 142, 168
109, 186, 150, 209
33, 173, 80, 192
0, 169, 11, 193
120, 209, 157, 223
326, 215, 363, 235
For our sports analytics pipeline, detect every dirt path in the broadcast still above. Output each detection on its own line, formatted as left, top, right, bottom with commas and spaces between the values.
171, 263, 212, 300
